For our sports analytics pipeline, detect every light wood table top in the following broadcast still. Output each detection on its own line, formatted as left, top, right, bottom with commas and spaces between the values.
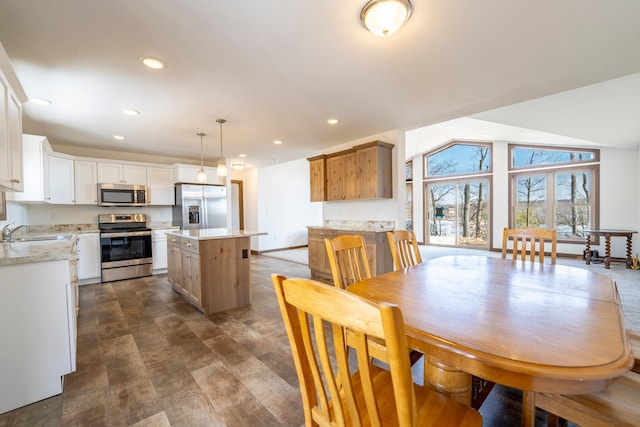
347, 255, 633, 396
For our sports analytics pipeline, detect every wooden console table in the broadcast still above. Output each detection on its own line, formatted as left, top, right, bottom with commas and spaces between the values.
585, 229, 637, 269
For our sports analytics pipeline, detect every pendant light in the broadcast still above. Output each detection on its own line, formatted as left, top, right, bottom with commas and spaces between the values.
216, 118, 228, 177
360, 0, 413, 37
196, 132, 207, 183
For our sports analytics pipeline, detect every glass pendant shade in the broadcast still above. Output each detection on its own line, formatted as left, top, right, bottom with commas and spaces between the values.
360, 0, 413, 37
196, 168, 207, 182
196, 132, 207, 182
216, 161, 228, 177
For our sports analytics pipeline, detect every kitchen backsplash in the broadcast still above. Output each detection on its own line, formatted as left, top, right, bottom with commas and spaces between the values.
4, 202, 172, 229
323, 219, 395, 230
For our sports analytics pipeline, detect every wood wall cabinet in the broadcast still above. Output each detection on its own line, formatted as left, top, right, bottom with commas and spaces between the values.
307, 226, 394, 280
307, 155, 326, 202
307, 140, 394, 201
166, 233, 252, 315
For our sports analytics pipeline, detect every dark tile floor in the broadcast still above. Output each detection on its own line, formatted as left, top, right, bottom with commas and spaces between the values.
0, 255, 567, 426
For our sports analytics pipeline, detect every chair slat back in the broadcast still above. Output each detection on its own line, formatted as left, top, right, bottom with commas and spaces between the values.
387, 230, 423, 271
325, 234, 373, 289
501, 227, 557, 264
271, 275, 416, 427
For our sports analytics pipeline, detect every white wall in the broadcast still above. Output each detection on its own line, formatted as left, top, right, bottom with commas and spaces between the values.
253, 158, 322, 252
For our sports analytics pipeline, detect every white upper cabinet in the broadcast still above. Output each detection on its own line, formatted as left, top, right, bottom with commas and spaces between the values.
97, 162, 147, 185
0, 43, 27, 192
7, 134, 51, 203
174, 163, 224, 185
74, 160, 98, 205
146, 166, 175, 205
48, 154, 75, 204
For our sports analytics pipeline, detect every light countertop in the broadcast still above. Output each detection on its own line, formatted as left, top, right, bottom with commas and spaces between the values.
0, 237, 77, 266
166, 229, 266, 240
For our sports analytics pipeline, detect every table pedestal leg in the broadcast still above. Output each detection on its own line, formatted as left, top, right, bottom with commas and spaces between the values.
424, 356, 472, 405
604, 234, 612, 269
626, 234, 633, 268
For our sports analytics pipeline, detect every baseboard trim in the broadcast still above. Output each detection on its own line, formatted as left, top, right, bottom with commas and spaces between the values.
255, 245, 308, 256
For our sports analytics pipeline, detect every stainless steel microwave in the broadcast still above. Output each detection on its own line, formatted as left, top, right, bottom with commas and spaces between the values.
98, 183, 147, 207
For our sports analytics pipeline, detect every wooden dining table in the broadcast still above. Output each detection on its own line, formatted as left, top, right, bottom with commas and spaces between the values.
346, 255, 633, 427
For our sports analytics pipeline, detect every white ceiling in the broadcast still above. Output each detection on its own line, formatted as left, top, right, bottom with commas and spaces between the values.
1, 0, 639, 168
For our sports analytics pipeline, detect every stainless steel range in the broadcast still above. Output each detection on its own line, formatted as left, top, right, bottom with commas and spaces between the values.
99, 214, 152, 282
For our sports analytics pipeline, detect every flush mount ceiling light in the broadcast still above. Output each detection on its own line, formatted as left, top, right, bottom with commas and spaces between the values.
231, 163, 245, 170
113, 135, 126, 141
196, 132, 207, 183
327, 118, 339, 125
140, 56, 165, 69
122, 108, 140, 116
216, 119, 228, 177
273, 140, 283, 145
360, 0, 413, 37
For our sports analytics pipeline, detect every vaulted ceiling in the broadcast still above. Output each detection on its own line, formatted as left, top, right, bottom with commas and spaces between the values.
1, 1, 639, 168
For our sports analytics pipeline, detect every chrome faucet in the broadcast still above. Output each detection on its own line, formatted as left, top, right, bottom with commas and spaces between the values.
1, 222, 29, 242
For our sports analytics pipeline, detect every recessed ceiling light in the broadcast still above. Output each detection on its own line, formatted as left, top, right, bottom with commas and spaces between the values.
113, 135, 126, 140
30, 98, 51, 105
140, 57, 165, 70
122, 108, 140, 116
238, 153, 247, 158
327, 118, 339, 125
273, 140, 283, 145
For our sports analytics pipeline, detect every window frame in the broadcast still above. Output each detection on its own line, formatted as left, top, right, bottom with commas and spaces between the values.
423, 141, 493, 180
508, 144, 600, 244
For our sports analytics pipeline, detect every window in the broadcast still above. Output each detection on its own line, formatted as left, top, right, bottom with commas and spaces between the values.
423, 142, 492, 248
405, 161, 413, 230
425, 142, 492, 178
509, 145, 599, 241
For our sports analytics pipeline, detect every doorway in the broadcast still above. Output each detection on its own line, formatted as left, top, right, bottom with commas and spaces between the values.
425, 179, 490, 248
231, 180, 244, 230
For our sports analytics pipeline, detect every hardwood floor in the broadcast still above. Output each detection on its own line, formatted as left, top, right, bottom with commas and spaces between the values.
0, 255, 570, 426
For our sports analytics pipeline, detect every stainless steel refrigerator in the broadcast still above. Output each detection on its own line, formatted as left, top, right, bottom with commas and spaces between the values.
173, 184, 227, 230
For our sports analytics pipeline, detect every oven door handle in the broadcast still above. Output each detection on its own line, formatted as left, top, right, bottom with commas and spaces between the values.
101, 230, 152, 238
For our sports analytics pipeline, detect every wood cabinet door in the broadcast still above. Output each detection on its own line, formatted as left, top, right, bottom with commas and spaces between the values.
357, 144, 393, 199
182, 251, 201, 305
308, 234, 329, 273
326, 155, 345, 200
308, 157, 326, 201
167, 242, 182, 286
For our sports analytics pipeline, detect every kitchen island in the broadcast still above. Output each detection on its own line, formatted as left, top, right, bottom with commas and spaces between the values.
165, 229, 266, 315
0, 236, 78, 414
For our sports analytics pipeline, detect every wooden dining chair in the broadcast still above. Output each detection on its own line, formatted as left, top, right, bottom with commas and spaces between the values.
324, 234, 372, 289
271, 274, 483, 427
387, 229, 423, 271
536, 329, 640, 427
501, 227, 557, 264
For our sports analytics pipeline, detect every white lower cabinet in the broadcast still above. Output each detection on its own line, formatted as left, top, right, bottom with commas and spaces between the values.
0, 259, 76, 414
152, 229, 170, 271
77, 233, 101, 282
